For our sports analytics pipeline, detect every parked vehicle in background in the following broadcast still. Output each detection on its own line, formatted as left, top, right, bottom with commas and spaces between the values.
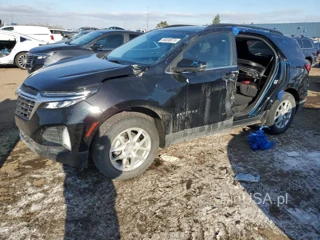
16, 24, 309, 180
78, 27, 99, 31
136, 29, 146, 33
107, 26, 125, 30
49, 29, 64, 42
54, 30, 92, 44
313, 42, 320, 66
0, 25, 54, 43
294, 36, 317, 65
61, 30, 78, 39
26, 30, 141, 73
0, 30, 45, 69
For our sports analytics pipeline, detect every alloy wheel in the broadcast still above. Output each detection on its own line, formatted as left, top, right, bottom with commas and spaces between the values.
274, 100, 293, 129
109, 128, 151, 171
17, 54, 27, 69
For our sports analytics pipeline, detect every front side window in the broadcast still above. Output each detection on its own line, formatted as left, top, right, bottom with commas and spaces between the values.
2, 27, 14, 31
96, 34, 124, 49
301, 39, 313, 48
107, 30, 190, 65
179, 32, 232, 69
129, 34, 139, 40
70, 31, 104, 45
247, 40, 273, 56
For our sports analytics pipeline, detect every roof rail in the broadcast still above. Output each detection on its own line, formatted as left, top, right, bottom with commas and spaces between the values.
164, 24, 195, 28
206, 24, 283, 35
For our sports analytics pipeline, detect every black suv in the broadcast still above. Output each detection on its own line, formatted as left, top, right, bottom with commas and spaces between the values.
294, 36, 317, 66
26, 30, 141, 73
16, 25, 309, 180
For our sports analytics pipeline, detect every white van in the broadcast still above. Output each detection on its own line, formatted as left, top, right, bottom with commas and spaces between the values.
0, 25, 54, 43
0, 30, 45, 69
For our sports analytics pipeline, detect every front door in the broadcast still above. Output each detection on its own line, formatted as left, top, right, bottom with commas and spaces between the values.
169, 30, 238, 136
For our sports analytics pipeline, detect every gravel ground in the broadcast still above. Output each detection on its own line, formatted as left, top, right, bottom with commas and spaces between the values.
0, 66, 319, 240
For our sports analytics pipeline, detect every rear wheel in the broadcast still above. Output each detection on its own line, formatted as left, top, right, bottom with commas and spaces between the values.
266, 92, 296, 135
92, 112, 159, 180
14, 52, 27, 70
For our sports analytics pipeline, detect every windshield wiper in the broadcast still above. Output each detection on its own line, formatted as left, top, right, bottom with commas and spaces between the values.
107, 59, 124, 64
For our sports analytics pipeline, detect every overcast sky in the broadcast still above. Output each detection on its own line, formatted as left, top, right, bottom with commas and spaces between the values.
0, 0, 319, 30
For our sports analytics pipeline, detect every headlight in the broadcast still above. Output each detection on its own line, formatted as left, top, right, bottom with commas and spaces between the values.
36, 51, 57, 59
40, 84, 100, 109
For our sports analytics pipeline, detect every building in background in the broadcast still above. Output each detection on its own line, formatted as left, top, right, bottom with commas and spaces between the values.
251, 22, 320, 40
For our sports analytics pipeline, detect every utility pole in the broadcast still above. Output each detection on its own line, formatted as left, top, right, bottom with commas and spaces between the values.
147, 6, 149, 31
11, 14, 13, 24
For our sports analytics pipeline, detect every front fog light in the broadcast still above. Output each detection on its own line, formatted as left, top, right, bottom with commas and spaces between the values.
62, 127, 72, 151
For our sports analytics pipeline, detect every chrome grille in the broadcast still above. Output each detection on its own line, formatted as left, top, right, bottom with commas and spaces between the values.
26, 54, 36, 66
15, 95, 36, 120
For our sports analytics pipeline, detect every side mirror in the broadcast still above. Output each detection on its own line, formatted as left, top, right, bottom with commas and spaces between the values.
90, 42, 103, 50
173, 58, 206, 73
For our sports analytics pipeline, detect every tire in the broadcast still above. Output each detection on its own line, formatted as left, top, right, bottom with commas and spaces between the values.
14, 52, 27, 70
266, 92, 296, 135
91, 112, 160, 180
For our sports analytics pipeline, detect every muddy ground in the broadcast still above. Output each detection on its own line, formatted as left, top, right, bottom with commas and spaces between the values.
0, 66, 319, 240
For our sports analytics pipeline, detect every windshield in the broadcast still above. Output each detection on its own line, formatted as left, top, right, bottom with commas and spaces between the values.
107, 30, 190, 65
70, 31, 103, 45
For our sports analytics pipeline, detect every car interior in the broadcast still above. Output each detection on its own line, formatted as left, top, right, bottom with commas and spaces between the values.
0, 34, 16, 57
180, 33, 276, 114
234, 36, 276, 113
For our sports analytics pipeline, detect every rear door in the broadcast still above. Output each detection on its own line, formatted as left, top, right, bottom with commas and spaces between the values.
169, 30, 238, 134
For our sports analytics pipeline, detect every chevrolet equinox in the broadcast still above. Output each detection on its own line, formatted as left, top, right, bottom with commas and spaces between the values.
15, 25, 309, 180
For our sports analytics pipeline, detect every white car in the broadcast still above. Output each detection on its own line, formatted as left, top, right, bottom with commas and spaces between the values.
0, 30, 46, 69
0, 25, 54, 43
49, 29, 64, 42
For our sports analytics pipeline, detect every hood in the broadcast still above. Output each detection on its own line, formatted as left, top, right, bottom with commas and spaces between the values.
29, 42, 82, 53
23, 54, 134, 91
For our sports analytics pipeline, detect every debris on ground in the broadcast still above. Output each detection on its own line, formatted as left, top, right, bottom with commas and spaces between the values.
248, 127, 275, 151
160, 155, 179, 162
235, 173, 260, 182
285, 151, 300, 157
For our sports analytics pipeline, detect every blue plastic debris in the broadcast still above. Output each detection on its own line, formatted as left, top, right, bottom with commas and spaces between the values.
277, 90, 284, 100
232, 27, 240, 36
248, 127, 275, 151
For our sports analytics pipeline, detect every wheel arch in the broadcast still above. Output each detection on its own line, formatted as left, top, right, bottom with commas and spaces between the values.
285, 88, 300, 112
305, 56, 312, 65
92, 105, 167, 149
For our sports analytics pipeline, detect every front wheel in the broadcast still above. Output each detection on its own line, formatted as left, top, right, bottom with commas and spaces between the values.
266, 92, 296, 135
14, 52, 28, 70
92, 112, 160, 180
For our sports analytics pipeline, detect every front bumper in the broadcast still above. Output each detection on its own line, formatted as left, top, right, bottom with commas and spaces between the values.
14, 88, 102, 168
20, 131, 89, 168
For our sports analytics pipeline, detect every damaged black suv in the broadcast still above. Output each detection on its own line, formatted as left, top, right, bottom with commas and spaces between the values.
15, 24, 309, 180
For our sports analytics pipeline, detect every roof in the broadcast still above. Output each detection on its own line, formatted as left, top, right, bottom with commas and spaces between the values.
0, 30, 44, 42
92, 29, 141, 34
160, 24, 282, 35
159, 26, 206, 32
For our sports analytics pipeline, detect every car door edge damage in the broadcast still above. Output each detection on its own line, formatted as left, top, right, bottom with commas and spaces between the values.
14, 25, 309, 179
